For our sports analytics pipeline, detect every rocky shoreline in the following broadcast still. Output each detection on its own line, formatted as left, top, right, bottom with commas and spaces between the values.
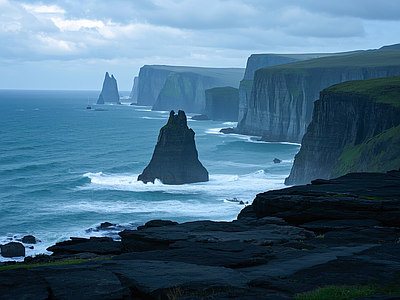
1, 170, 400, 300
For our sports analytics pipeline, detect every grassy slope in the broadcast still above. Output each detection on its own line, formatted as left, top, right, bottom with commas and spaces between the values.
142, 65, 245, 85
326, 75, 400, 108
257, 50, 400, 75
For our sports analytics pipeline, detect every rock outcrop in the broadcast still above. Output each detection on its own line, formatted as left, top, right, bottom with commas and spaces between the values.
285, 76, 400, 185
134, 65, 244, 113
2, 171, 400, 299
205, 86, 239, 121
138, 110, 209, 184
97, 72, 120, 104
236, 50, 400, 143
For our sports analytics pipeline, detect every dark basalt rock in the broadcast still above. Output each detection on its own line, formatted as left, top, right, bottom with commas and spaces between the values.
246, 170, 400, 227
138, 110, 209, 184
22, 235, 36, 244
97, 72, 120, 104
1, 242, 25, 258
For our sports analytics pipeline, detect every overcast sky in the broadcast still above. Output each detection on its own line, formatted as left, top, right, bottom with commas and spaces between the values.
1, 0, 399, 91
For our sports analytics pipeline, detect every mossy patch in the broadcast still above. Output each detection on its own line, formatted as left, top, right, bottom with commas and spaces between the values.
332, 125, 400, 177
295, 284, 400, 300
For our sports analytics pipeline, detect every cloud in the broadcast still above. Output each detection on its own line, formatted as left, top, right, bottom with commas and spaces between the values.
1, 0, 400, 90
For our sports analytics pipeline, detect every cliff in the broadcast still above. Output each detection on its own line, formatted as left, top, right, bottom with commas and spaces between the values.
151, 67, 244, 113
236, 50, 400, 143
138, 110, 209, 184
136, 66, 174, 106
134, 65, 244, 112
238, 53, 346, 122
285, 76, 400, 185
129, 76, 139, 103
205, 87, 239, 121
97, 72, 120, 104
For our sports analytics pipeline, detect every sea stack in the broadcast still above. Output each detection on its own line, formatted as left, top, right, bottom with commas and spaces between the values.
138, 110, 209, 185
97, 72, 121, 104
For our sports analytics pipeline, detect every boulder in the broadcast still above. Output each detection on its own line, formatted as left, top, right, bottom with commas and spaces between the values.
138, 110, 209, 184
1, 242, 25, 257
22, 235, 37, 244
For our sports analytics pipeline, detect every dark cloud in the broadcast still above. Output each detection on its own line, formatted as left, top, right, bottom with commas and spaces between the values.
1, 0, 399, 89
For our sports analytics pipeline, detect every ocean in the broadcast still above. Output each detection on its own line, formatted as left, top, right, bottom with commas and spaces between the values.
0, 89, 300, 261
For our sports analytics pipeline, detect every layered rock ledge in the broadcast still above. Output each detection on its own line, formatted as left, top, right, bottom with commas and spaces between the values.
1, 171, 400, 300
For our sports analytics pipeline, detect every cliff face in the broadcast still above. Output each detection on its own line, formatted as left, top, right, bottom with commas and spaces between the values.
97, 72, 120, 104
152, 72, 216, 113
285, 76, 400, 185
205, 87, 239, 121
129, 76, 139, 103
136, 66, 174, 106
238, 53, 337, 123
134, 65, 244, 112
138, 110, 209, 185
237, 51, 400, 142
151, 68, 244, 113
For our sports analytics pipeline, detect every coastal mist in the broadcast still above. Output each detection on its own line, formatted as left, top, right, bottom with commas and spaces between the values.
0, 90, 300, 261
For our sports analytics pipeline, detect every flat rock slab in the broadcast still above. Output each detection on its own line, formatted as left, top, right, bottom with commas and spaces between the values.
32, 264, 125, 300
119, 220, 314, 252
114, 240, 275, 268
0, 268, 49, 300
102, 259, 249, 299
289, 243, 400, 287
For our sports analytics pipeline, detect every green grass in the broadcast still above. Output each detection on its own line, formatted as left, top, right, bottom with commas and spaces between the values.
257, 50, 400, 78
326, 76, 400, 107
295, 285, 400, 300
332, 125, 400, 177
0, 256, 111, 272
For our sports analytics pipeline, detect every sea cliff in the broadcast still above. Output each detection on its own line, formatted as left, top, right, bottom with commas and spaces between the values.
285, 76, 400, 185
236, 50, 400, 143
134, 65, 244, 113
205, 86, 239, 121
238, 53, 334, 122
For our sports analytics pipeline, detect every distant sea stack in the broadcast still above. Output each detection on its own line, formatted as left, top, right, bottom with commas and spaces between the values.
236, 50, 400, 143
285, 76, 400, 185
97, 72, 120, 104
138, 110, 209, 185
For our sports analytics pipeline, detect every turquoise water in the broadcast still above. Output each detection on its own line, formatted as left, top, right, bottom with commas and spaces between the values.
0, 90, 300, 260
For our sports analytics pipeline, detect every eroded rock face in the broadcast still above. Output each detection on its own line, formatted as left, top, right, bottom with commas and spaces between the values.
138, 110, 209, 184
236, 51, 400, 143
285, 76, 400, 185
97, 72, 120, 104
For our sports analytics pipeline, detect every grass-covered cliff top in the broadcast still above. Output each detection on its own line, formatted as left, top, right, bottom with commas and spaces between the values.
141, 65, 244, 82
326, 76, 400, 108
259, 50, 400, 73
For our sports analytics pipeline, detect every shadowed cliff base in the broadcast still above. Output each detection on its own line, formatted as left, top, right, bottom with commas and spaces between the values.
138, 110, 209, 185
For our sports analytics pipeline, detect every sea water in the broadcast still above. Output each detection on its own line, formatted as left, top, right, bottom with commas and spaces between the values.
0, 90, 300, 261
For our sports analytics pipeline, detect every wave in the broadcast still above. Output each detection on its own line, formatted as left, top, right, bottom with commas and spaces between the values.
80, 170, 287, 200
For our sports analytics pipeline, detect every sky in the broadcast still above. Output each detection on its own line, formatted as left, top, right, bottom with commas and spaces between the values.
1, 0, 399, 91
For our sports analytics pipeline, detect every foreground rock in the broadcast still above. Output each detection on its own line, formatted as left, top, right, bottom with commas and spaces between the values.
138, 110, 209, 184
1, 171, 400, 299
